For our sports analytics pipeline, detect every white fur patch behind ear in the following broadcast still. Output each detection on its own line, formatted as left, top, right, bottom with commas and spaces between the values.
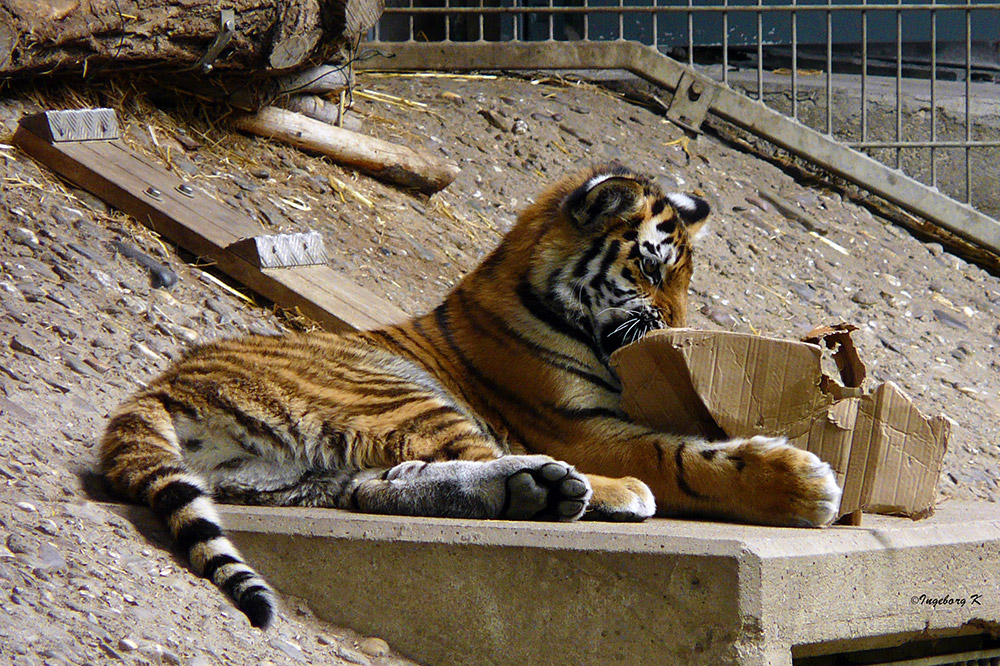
665, 193, 711, 224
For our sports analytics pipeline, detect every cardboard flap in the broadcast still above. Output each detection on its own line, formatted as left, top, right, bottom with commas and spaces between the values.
613, 329, 830, 440
861, 382, 951, 517
611, 333, 726, 439
802, 323, 866, 388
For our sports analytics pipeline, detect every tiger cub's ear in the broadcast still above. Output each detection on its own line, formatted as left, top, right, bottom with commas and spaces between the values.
562, 174, 646, 230
666, 192, 711, 241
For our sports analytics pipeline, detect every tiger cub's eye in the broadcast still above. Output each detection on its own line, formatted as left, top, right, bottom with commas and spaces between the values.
640, 256, 660, 281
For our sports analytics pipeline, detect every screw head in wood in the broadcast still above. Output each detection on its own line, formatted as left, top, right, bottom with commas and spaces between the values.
176, 184, 195, 198
144, 186, 162, 201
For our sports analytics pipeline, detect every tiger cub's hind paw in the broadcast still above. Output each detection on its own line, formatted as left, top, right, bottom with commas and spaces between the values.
500, 456, 592, 521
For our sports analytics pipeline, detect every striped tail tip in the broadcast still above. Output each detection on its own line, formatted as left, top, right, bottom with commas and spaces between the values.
216, 560, 279, 629
239, 586, 277, 629
149, 475, 279, 628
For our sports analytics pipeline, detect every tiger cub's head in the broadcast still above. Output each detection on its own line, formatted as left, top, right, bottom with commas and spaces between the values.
518, 164, 710, 360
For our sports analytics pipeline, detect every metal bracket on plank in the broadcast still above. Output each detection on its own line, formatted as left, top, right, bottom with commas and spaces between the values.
18, 108, 119, 143
665, 72, 718, 134
192, 9, 236, 74
227, 231, 329, 269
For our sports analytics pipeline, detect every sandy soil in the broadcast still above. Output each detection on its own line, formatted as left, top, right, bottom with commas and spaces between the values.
0, 70, 998, 665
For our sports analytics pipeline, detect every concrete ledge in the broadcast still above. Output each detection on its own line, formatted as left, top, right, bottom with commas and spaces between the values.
220, 502, 1000, 666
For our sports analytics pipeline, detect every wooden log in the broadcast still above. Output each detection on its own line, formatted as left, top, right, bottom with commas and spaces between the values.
0, 0, 383, 79
279, 95, 363, 132
233, 106, 460, 195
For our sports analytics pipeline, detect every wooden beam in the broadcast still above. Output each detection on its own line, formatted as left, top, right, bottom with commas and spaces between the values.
13, 112, 406, 332
232, 106, 460, 194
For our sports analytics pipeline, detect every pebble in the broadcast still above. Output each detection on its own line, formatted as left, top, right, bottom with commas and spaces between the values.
269, 638, 307, 662
932, 308, 969, 330
12, 227, 41, 250
89, 268, 119, 292
786, 282, 819, 305
156, 321, 199, 343
16, 501, 37, 513
37, 519, 59, 536
477, 109, 507, 131
231, 175, 259, 192
10, 331, 45, 358
744, 195, 769, 213
849, 289, 878, 307
32, 542, 67, 576
511, 118, 528, 135
7, 532, 35, 554
141, 644, 183, 665
358, 637, 389, 657
700, 305, 737, 329
130, 341, 163, 362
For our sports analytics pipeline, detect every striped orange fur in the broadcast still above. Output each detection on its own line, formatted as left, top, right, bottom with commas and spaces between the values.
100, 164, 841, 628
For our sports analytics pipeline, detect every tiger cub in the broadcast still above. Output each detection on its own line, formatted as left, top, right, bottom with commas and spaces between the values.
100, 164, 841, 628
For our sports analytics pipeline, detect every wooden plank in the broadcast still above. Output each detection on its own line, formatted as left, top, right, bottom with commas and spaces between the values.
12, 121, 407, 332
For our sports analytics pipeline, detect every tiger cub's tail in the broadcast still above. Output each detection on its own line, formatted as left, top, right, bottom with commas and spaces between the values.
99, 394, 277, 628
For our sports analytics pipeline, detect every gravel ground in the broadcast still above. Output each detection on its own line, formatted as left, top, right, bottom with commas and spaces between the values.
0, 70, 998, 665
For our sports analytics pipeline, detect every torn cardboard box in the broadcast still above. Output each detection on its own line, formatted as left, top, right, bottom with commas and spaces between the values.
611, 325, 950, 520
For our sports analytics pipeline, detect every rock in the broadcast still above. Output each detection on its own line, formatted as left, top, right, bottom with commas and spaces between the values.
269, 638, 307, 662
141, 644, 183, 665
932, 308, 969, 330
7, 532, 36, 554
358, 637, 389, 657
477, 109, 507, 131
12, 227, 41, 251
849, 289, 878, 307
0, 396, 36, 425
130, 341, 163, 363
72, 189, 109, 214
700, 305, 738, 329
10, 331, 45, 358
231, 175, 259, 192
32, 542, 67, 576
333, 644, 372, 665
36, 519, 58, 536
511, 118, 528, 135
88, 268, 119, 292
15, 501, 37, 513
786, 281, 819, 305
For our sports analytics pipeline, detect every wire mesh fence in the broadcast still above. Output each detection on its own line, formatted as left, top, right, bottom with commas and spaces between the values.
372, 1, 1000, 223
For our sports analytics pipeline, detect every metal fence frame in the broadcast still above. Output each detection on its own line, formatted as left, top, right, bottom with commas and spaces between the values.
364, 1, 1000, 255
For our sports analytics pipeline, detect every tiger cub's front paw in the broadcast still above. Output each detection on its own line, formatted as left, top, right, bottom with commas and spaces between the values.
726, 436, 842, 527
584, 475, 656, 522
497, 456, 593, 521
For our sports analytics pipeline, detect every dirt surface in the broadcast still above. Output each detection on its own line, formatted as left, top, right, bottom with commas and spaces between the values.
0, 70, 998, 665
